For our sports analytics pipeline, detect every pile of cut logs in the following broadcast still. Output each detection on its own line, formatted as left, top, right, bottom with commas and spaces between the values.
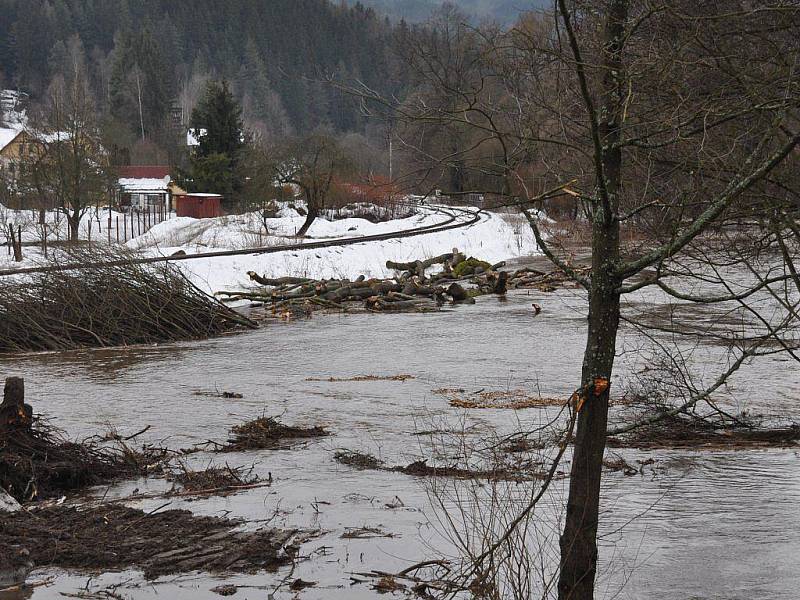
216, 250, 588, 315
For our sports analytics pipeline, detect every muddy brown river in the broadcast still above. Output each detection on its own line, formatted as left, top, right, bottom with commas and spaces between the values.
1, 284, 798, 599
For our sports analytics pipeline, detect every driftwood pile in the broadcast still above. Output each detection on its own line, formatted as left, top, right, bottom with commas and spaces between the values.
333, 449, 552, 482
0, 377, 168, 503
221, 416, 329, 451
219, 250, 586, 314
0, 249, 257, 353
0, 504, 298, 580
607, 412, 800, 450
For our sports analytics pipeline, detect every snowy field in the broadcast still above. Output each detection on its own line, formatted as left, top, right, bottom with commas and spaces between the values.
0, 205, 137, 244
129, 205, 538, 293
2, 202, 539, 294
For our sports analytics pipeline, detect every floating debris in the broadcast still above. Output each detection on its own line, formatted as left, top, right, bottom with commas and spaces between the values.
608, 412, 800, 450
221, 417, 329, 451
333, 450, 553, 482
341, 526, 396, 539
306, 374, 415, 382
433, 387, 565, 409
167, 462, 265, 496
0, 504, 298, 580
0, 377, 169, 503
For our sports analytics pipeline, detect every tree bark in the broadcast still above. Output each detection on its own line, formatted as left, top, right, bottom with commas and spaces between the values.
492, 271, 508, 295
557, 268, 619, 600
68, 213, 80, 243
296, 202, 317, 237
558, 1, 626, 597
8, 225, 23, 262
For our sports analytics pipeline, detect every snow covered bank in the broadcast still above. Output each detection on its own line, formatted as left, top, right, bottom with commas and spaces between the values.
132, 207, 539, 293
1, 203, 540, 294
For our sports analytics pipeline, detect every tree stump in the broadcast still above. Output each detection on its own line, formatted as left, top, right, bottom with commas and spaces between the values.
1, 377, 32, 429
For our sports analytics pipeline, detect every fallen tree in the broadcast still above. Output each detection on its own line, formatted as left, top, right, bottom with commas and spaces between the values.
0, 249, 257, 353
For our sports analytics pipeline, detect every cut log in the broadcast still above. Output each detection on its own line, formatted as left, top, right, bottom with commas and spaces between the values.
247, 272, 312, 286
322, 287, 352, 302
493, 271, 509, 295
370, 281, 402, 294
386, 291, 416, 301
347, 288, 377, 300
366, 298, 434, 312
446, 283, 470, 303
386, 252, 454, 278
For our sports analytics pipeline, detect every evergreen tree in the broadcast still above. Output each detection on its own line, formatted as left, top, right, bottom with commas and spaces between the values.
182, 80, 246, 200
109, 29, 174, 139
190, 80, 244, 159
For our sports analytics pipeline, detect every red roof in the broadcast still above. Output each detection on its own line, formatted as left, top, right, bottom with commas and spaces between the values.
117, 165, 170, 179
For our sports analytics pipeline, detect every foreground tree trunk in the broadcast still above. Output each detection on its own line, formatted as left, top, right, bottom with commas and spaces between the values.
558, 260, 620, 599
558, 1, 625, 596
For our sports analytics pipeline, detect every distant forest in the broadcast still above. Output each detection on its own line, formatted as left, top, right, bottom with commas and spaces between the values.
0, 0, 410, 140
357, 0, 548, 25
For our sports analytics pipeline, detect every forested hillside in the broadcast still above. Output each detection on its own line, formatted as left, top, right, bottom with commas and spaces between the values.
0, 0, 407, 137
357, 0, 548, 25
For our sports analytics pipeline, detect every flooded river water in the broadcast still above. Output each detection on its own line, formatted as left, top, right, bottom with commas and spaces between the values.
1, 283, 798, 599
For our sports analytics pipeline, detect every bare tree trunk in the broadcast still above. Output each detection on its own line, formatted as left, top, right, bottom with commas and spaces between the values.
8, 225, 23, 262
136, 68, 145, 140
558, 1, 625, 597
297, 199, 318, 237
557, 266, 619, 599
68, 214, 80, 243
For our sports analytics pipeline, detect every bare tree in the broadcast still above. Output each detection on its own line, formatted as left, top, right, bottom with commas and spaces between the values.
269, 133, 353, 236
351, 1, 800, 598
19, 57, 109, 242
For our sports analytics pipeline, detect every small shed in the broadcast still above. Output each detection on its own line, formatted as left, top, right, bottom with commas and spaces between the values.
117, 166, 173, 211
174, 193, 223, 218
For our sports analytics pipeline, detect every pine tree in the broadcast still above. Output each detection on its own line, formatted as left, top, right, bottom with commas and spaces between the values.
182, 80, 246, 200
190, 80, 244, 159
109, 29, 175, 139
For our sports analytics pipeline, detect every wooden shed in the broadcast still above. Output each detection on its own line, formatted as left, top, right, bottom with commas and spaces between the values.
174, 193, 223, 218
